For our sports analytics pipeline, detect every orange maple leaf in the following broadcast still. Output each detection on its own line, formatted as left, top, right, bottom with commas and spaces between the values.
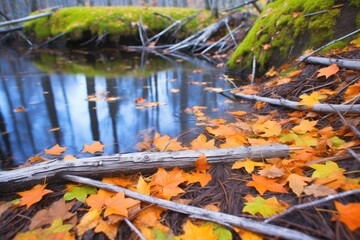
179, 220, 218, 240
317, 64, 339, 79
232, 158, 265, 173
82, 141, 104, 154
17, 184, 53, 209
44, 144, 67, 155
153, 132, 185, 151
86, 189, 114, 210
344, 82, 360, 101
292, 119, 318, 134
288, 69, 302, 78
104, 191, 140, 217
332, 201, 360, 231
76, 209, 101, 237
28, 155, 45, 163
94, 219, 118, 240
184, 172, 212, 187
136, 176, 150, 195
228, 110, 247, 117
189, 134, 216, 150
194, 153, 211, 173
151, 168, 185, 200
206, 125, 239, 138
246, 175, 288, 196
133, 206, 169, 239
252, 120, 282, 137
220, 132, 249, 148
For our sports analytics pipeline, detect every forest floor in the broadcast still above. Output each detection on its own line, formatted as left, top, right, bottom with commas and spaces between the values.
0, 34, 360, 240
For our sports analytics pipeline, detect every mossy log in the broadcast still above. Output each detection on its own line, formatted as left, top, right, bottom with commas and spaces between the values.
227, 0, 360, 74
0, 144, 290, 192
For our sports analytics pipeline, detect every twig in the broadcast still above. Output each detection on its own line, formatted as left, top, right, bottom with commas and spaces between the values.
152, 11, 176, 22
305, 154, 353, 165
299, 56, 360, 71
347, 149, 360, 162
231, 92, 360, 114
37, 32, 67, 48
124, 218, 146, 240
224, 18, 237, 46
299, 28, 360, 63
264, 189, 360, 223
62, 174, 318, 240
222, 0, 259, 12
251, 55, 256, 85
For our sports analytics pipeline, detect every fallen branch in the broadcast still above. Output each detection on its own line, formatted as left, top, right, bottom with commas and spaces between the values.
299, 56, 360, 71
0, 11, 55, 27
264, 189, 360, 223
222, 0, 259, 12
0, 25, 23, 34
0, 144, 290, 192
37, 32, 67, 48
232, 92, 360, 114
63, 174, 318, 240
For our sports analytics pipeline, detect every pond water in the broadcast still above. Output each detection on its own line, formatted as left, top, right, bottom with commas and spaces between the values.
0, 47, 249, 169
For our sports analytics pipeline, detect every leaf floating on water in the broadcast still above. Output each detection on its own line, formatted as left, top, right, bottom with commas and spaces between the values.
44, 144, 67, 155
82, 141, 104, 154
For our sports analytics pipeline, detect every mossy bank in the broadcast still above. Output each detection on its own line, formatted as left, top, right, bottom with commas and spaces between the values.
24, 6, 213, 46
227, 0, 360, 74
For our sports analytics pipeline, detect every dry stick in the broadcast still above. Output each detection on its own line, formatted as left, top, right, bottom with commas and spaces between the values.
124, 218, 146, 240
62, 174, 318, 240
347, 149, 360, 162
0, 11, 32, 46
152, 11, 176, 22
0, 12, 53, 27
305, 154, 352, 165
231, 92, 360, 114
224, 18, 237, 46
222, 0, 259, 12
137, 17, 146, 47
37, 32, 67, 48
299, 56, 360, 71
251, 55, 256, 86
264, 189, 360, 223
299, 28, 360, 63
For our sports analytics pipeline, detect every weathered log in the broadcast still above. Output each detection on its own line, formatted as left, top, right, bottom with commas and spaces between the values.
232, 92, 360, 114
0, 144, 290, 192
299, 56, 360, 71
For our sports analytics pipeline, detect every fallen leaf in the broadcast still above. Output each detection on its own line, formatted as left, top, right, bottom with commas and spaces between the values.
292, 119, 318, 134
189, 134, 216, 150
310, 161, 345, 178
243, 195, 288, 218
136, 176, 150, 195
63, 155, 77, 160
287, 69, 302, 78
63, 185, 97, 202
14, 106, 25, 112
184, 172, 212, 187
81, 141, 104, 154
234, 227, 263, 240
206, 125, 239, 138
265, 67, 277, 77
303, 183, 337, 197
332, 201, 360, 231
28, 155, 45, 163
344, 82, 360, 101
262, 43, 272, 50
44, 144, 67, 155
194, 153, 211, 173
252, 120, 282, 137
134, 206, 169, 239
94, 219, 118, 240
76, 209, 101, 237
317, 64, 339, 79
151, 168, 185, 200
104, 191, 140, 217
178, 220, 217, 240
258, 165, 284, 178
153, 132, 185, 151
286, 174, 313, 196
232, 158, 265, 173
228, 110, 247, 117
17, 184, 53, 209
86, 189, 114, 210
134, 97, 146, 103
247, 174, 288, 195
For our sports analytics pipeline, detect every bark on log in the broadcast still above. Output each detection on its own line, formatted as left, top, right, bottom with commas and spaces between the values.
298, 56, 360, 71
0, 144, 290, 192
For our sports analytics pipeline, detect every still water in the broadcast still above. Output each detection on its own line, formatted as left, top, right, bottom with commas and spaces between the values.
0, 48, 248, 169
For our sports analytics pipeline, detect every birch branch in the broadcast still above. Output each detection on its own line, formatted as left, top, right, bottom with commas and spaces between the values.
62, 174, 318, 240
299, 56, 360, 71
0, 144, 290, 192
231, 92, 360, 114
0, 11, 55, 27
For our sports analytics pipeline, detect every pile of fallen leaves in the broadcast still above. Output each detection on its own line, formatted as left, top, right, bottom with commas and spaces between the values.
1, 44, 360, 240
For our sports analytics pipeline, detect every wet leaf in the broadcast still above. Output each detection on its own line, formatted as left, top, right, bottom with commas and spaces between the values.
45, 144, 67, 155
63, 185, 97, 202
206, 125, 239, 138
231, 158, 265, 174
247, 175, 288, 195
243, 195, 288, 218
220, 132, 249, 148
81, 141, 104, 154
332, 201, 360, 231
228, 110, 247, 117
29, 155, 46, 163
317, 64, 339, 79
104, 191, 140, 217
17, 184, 53, 209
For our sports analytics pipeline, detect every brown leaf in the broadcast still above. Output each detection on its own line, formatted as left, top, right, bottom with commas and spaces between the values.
303, 184, 337, 197
258, 165, 284, 178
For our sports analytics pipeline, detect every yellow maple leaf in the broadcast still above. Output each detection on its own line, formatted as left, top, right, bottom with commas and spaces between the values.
252, 120, 282, 137
206, 125, 239, 138
332, 201, 360, 231
220, 132, 249, 148
317, 64, 339, 79
136, 176, 150, 195
76, 209, 101, 237
232, 158, 265, 173
292, 119, 318, 134
189, 134, 216, 150
179, 220, 217, 240
153, 132, 185, 151
298, 92, 327, 108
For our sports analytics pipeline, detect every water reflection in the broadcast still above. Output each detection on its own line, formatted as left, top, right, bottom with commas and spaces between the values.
0, 48, 247, 169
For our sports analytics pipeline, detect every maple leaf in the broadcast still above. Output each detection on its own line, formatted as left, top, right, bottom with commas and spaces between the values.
195, 153, 211, 173
179, 220, 218, 240
102, 176, 134, 187
280, 132, 318, 147
44, 144, 67, 155
317, 64, 339, 79
63, 155, 77, 160
258, 165, 284, 178
86, 189, 114, 210
94, 219, 118, 240
63, 185, 97, 202
303, 183, 337, 197
29, 198, 76, 230
134, 206, 169, 239
104, 191, 140, 217
232, 158, 265, 173
286, 174, 313, 197
205, 125, 239, 138
28, 155, 45, 163
243, 195, 288, 218
251, 120, 282, 137
234, 227, 263, 240
134, 97, 146, 103
220, 132, 249, 148
287, 69, 302, 78
151, 168, 185, 200
310, 161, 345, 178
292, 119, 318, 134
298, 92, 327, 108
76, 209, 101, 237
246, 175, 288, 196
153, 132, 185, 151
184, 172, 212, 187
332, 201, 360, 231
228, 110, 247, 116
81, 141, 104, 154
344, 82, 360, 100
136, 176, 150, 195
189, 134, 216, 150
265, 66, 277, 77
17, 184, 53, 209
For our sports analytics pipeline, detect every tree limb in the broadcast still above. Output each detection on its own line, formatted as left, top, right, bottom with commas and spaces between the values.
62, 174, 319, 240
299, 56, 360, 71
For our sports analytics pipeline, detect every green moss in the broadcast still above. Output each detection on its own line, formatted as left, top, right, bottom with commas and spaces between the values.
227, 0, 357, 73
350, 0, 360, 7
24, 6, 213, 43
319, 40, 348, 52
